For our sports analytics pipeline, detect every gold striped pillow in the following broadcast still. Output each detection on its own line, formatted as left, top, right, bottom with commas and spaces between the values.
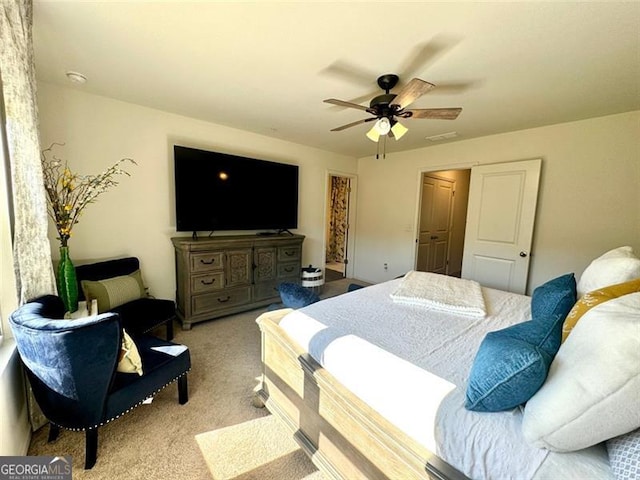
562, 277, 640, 342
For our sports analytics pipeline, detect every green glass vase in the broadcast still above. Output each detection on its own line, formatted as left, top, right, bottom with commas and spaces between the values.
57, 246, 79, 313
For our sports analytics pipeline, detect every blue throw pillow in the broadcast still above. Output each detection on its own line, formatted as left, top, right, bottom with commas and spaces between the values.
278, 282, 320, 309
465, 313, 565, 412
531, 273, 576, 321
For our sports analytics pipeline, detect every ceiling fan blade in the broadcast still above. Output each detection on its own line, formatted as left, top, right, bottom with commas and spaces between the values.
320, 60, 378, 87
406, 108, 462, 120
391, 78, 435, 109
398, 35, 461, 79
324, 98, 370, 111
330, 117, 376, 132
348, 90, 380, 106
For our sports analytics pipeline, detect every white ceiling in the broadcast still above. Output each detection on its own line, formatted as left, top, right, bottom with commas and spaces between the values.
32, 1, 640, 159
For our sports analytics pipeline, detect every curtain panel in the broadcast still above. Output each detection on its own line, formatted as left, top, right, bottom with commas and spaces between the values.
326, 176, 349, 263
0, 0, 56, 302
1, 0, 56, 431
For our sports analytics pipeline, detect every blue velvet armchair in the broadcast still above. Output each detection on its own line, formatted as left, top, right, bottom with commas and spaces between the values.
9, 295, 191, 469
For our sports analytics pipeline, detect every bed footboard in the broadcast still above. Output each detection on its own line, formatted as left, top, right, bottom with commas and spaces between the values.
255, 309, 469, 480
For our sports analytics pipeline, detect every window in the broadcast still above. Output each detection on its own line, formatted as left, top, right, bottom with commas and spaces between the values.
0, 78, 18, 341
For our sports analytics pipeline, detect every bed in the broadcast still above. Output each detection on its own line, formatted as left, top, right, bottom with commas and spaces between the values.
254, 248, 640, 480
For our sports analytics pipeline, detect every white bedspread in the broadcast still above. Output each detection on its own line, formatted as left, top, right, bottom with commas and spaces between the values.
278, 278, 610, 480
390, 270, 487, 318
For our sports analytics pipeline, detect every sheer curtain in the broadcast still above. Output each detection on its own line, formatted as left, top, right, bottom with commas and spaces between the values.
1, 1, 56, 304
1, 0, 57, 430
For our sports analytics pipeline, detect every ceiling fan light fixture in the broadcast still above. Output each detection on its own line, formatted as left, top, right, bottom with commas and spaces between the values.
374, 117, 391, 135
391, 120, 408, 140
366, 125, 381, 142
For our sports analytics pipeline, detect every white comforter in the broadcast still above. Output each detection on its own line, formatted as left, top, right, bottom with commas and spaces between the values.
278, 278, 612, 480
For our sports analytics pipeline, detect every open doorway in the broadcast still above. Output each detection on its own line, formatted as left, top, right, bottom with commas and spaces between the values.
415, 169, 471, 277
415, 160, 541, 293
325, 173, 354, 282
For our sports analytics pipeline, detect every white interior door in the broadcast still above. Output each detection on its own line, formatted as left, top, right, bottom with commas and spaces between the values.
416, 175, 454, 274
461, 159, 541, 294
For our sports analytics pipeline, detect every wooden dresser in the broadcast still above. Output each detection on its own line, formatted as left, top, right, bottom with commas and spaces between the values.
171, 234, 304, 329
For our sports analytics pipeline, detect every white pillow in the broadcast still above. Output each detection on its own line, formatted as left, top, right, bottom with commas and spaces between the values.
577, 246, 640, 298
522, 292, 640, 452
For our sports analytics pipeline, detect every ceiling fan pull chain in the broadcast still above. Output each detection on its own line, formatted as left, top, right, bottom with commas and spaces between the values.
382, 134, 387, 159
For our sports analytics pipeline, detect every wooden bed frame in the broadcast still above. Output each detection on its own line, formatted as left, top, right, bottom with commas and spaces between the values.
254, 309, 470, 480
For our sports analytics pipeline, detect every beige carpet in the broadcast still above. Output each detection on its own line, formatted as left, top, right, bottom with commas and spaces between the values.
195, 415, 322, 480
27, 278, 367, 479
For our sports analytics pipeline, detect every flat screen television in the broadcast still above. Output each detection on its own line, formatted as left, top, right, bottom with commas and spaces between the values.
174, 145, 299, 233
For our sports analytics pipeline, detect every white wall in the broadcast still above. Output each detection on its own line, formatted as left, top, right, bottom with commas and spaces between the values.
36, 83, 639, 297
36, 82, 357, 300
0, 343, 30, 456
354, 111, 640, 293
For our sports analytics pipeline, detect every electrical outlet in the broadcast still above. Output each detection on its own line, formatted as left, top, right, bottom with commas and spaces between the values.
384, 263, 388, 270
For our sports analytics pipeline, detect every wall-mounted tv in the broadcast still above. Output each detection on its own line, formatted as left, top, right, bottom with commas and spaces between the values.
174, 145, 299, 233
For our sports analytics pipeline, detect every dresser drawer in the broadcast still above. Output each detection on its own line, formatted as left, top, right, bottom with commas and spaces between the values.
191, 252, 224, 273
278, 261, 300, 279
278, 245, 301, 262
191, 272, 224, 294
192, 286, 251, 315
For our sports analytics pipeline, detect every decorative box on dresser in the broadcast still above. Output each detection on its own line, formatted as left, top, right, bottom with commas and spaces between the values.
171, 234, 304, 329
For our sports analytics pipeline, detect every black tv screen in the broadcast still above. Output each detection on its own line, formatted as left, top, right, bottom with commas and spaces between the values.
174, 145, 299, 232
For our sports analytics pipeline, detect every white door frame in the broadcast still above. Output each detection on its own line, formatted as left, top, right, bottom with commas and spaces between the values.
324, 170, 358, 279
413, 162, 477, 271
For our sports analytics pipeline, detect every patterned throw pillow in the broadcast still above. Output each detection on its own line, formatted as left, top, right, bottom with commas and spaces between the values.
562, 278, 640, 342
607, 428, 640, 480
117, 329, 143, 376
81, 269, 146, 313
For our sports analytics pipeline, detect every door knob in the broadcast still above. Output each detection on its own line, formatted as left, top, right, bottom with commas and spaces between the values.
519, 251, 528, 257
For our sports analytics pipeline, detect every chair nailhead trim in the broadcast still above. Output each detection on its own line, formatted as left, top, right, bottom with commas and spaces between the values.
52, 369, 191, 432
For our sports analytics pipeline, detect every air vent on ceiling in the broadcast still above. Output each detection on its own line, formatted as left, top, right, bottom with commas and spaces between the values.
425, 131, 458, 142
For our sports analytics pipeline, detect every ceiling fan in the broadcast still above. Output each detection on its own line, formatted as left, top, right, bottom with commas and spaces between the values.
324, 73, 462, 151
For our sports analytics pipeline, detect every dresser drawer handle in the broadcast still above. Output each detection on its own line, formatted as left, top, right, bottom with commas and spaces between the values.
201, 278, 216, 285
217, 296, 231, 303
284, 250, 295, 257
200, 258, 216, 265
284, 266, 294, 273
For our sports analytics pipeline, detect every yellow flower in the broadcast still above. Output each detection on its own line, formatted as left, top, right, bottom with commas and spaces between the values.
41, 143, 135, 247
